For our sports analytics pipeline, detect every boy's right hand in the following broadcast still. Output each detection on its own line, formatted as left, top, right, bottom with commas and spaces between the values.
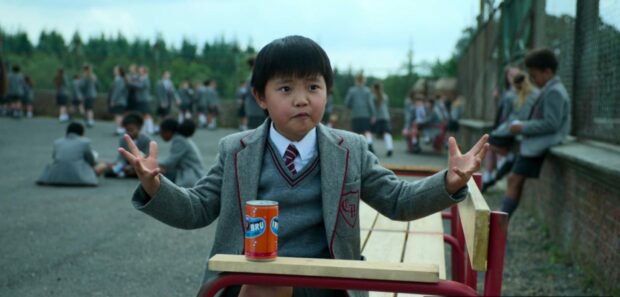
118, 134, 161, 198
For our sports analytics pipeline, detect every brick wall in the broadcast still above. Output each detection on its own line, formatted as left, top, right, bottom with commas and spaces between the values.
522, 153, 620, 295
457, 124, 619, 295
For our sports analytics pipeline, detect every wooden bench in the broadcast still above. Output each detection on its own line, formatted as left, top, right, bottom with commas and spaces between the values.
199, 166, 508, 297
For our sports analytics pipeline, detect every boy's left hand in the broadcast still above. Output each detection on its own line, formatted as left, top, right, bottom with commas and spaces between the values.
445, 135, 489, 194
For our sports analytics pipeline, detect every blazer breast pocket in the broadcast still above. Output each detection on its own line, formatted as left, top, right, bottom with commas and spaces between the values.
338, 180, 361, 231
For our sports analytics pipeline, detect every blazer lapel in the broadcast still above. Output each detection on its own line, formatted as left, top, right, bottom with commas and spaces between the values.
235, 120, 269, 220
317, 124, 348, 256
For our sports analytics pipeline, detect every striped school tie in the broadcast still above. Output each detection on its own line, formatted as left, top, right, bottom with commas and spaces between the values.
284, 144, 299, 175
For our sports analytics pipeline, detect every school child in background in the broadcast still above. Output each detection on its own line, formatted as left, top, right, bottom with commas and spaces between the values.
482, 72, 538, 192
205, 79, 220, 130
22, 75, 34, 118
446, 95, 465, 142
130, 66, 155, 135
482, 66, 519, 189
244, 57, 267, 129
345, 73, 376, 152
80, 64, 98, 127
158, 118, 205, 187
403, 90, 417, 153
119, 35, 489, 297
7, 65, 26, 118
109, 65, 128, 135
155, 71, 178, 133
371, 81, 394, 157
54, 68, 71, 122
418, 98, 445, 152
37, 122, 100, 187
126, 64, 139, 113
103, 113, 151, 178
195, 80, 209, 128
501, 48, 570, 219
71, 74, 85, 119
236, 80, 248, 130
177, 79, 195, 123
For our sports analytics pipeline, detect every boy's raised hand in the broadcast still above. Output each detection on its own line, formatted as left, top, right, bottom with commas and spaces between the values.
118, 134, 161, 198
445, 135, 489, 194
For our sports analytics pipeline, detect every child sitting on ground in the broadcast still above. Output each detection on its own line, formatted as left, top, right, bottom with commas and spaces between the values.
100, 113, 151, 178
120, 35, 489, 297
158, 118, 206, 187
37, 122, 100, 186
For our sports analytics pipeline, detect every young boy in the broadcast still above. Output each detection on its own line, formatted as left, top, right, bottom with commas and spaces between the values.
120, 36, 488, 297
37, 122, 99, 186
502, 48, 571, 218
158, 119, 205, 187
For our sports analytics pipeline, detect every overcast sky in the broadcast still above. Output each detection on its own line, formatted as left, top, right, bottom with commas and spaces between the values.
2, 0, 483, 77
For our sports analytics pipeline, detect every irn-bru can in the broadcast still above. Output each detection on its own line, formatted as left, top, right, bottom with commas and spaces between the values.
245, 200, 278, 261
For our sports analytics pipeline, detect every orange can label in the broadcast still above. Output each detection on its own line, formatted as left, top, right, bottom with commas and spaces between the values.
245, 200, 278, 261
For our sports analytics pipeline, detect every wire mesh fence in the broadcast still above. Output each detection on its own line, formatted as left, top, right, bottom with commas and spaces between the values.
458, 0, 620, 145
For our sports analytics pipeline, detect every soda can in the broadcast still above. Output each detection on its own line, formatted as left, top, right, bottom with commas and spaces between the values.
244, 200, 278, 261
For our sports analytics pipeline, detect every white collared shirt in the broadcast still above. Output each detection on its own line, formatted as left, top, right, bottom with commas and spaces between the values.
269, 122, 317, 173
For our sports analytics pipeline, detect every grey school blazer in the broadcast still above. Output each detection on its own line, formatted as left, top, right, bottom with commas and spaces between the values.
131, 119, 465, 297
37, 133, 98, 186
159, 135, 206, 187
520, 77, 571, 157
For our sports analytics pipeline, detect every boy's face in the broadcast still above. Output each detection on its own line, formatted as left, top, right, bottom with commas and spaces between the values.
527, 68, 554, 88
124, 124, 141, 139
254, 75, 327, 141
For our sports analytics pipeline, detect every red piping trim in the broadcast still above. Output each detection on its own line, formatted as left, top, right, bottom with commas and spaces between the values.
329, 148, 350, 258
234, 151, 245, 252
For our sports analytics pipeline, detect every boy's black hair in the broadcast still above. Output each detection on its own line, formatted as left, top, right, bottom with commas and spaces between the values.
159, 118, 179, 133
178, 120, 196, 137
66, 122, 85, 136
12, 65, 20, 72
122, 112, 144, 128
525, 48, 558, 73
251, 35, 333, 97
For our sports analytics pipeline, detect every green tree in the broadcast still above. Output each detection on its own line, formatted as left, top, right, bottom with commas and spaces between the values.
37, 30, 67, 57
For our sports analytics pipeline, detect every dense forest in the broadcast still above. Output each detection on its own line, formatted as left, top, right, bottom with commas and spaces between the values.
0, 28, 463, 107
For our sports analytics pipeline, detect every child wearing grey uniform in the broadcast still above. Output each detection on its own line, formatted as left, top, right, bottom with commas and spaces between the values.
177, 80, 194, 122
205, 80, 220, 129
155, 71, 178, 122
158, 119, 205, 187
80, 65, 98, 127
244, 58, 267, 129
37, 122, 99, 186
130, 66, 154, 134
345, 74, 376, 151
501, 48, 571, 218
71, 74, 84, 115
7, 65, 26, 118
195, 81, 209, 128
54, 68, 72, 122
21, 76, 34, 118
371, 81, 393, 156
119, 35, 489, 297
109, 66, 128, 135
